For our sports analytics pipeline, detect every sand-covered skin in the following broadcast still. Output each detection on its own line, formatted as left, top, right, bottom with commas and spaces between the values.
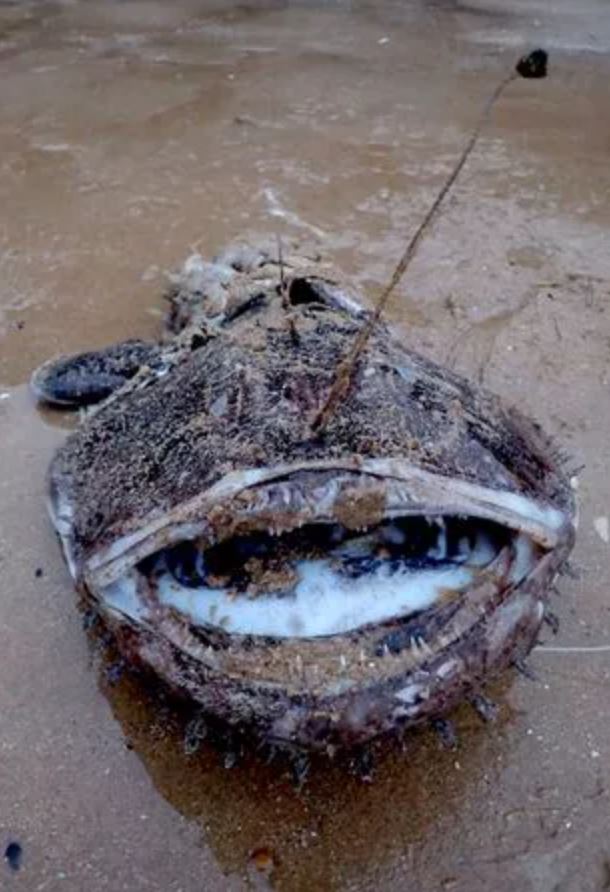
1, 1, 610, 890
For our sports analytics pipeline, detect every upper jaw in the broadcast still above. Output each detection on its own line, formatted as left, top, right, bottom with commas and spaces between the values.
49, 456, 574, 600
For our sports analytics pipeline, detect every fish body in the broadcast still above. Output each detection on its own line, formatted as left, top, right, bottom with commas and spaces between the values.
35, 242, 575, 751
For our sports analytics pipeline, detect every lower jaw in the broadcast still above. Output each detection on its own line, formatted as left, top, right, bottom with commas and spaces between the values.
89, 538, 567, 753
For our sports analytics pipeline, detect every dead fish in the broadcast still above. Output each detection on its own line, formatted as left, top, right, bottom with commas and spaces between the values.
32, 240, 575, 752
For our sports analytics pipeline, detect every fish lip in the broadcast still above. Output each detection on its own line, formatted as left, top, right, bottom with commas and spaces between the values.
49, 456, 574, 595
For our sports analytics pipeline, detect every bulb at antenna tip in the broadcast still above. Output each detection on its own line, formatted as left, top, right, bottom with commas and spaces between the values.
516, 48, 548, 79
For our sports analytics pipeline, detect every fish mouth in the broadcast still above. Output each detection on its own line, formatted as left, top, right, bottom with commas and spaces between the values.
143, 514, 520, 639
53, 457, 572, 642
50, 457, 574, 748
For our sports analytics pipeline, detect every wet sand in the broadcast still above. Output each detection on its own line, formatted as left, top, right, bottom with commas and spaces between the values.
1, 1, 610, 890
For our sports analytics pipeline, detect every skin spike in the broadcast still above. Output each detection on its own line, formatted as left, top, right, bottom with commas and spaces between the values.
351, 747, 375, 783
183, 715, 208, 756
559, 560, 580, 580
468, 693, 498, 724
543, 610, 560, 635
105, 660, 125, 686
223, 749, 239, 770
81, 608, 98, 631
291, 753, 310, 790
432, 718, 459, 750
513, 659, 538, 682
263, 745, 278, 766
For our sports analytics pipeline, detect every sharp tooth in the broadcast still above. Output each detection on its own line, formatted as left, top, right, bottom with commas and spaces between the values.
416, 635, 433, 656
195, 550, 206, 578
409, 636, 419, 654
428, 527, 447, 561
439, 529, 447, 558
455, 536, 471, 562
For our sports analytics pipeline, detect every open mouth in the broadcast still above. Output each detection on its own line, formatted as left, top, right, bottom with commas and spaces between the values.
50, 454, 573, 748
137, 516, 535, 638
80, 461, 568, 644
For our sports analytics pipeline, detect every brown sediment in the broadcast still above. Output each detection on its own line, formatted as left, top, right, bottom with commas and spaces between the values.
243, 558, 299, 597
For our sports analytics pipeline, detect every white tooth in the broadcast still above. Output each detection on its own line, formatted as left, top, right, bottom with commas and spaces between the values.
416, 635, 434, 656
439, 529, 447, 559
429, 527, 447, 561
410, 636, 431, 657
195, 549, 206, 578
509, 534, 536, 584
456, 536, 471, 561
467, 530, 499, 568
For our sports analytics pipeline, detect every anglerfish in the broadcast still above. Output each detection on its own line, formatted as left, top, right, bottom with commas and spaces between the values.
32, 240, 575, 752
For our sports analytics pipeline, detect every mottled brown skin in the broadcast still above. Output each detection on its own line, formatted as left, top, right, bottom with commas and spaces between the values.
37, 244, 576, 752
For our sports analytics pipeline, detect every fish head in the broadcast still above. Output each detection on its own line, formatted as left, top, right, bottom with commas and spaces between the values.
42, 252, 576, 751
